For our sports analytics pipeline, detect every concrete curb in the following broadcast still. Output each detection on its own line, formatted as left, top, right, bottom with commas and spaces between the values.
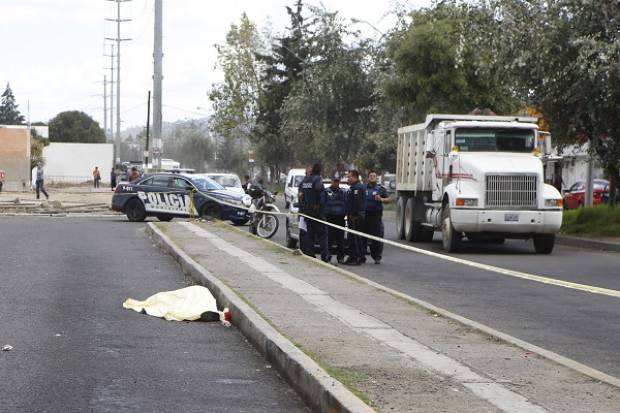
556, 234, 620, 253
215, 221, 620, 389
146, 223, 375, 413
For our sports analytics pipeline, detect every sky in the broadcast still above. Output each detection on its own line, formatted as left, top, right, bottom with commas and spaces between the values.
0, 0, 429, 130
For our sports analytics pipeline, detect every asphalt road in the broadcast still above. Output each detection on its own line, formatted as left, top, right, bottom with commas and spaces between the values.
0, 217, 307, 413
268, 201, 620, 378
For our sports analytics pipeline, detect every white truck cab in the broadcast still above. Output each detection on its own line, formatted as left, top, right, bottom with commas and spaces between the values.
395, 114, 563, 254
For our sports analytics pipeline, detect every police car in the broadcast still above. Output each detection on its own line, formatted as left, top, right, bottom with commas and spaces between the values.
112, 173, 252, 223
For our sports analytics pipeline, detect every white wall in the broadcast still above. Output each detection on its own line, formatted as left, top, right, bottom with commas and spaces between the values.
38, 143, 114, 184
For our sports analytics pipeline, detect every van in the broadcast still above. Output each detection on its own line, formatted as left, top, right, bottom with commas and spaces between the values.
284, 168, 306, 208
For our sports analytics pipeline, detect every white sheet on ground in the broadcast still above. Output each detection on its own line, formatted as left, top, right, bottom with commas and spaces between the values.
123, 285, 219, 321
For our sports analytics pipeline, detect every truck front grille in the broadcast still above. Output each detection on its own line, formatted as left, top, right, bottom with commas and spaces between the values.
485, 175, 537, 209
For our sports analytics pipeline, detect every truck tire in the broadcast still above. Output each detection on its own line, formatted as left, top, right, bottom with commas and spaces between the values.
404, 198, 421, 241
533, 234, 555, 254
395, 196, 406, 240
441, 206, 461, 252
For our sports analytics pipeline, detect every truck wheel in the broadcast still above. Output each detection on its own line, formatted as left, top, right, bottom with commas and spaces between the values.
125, 199, 146, 222
441, 206, 461, 252
405, 198, 424, 242
533, 234, 555, 254
395, 196, 406, 240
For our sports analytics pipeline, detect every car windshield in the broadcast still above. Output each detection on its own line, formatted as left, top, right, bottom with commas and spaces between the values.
293, 175, 304, 186
454, 128, 535, 152
191, 177, 224, 191
210, 175, 241, 188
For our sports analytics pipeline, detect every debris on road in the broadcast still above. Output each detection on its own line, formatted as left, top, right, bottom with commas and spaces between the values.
2, 344, 14, 351
123, 285, 229, 324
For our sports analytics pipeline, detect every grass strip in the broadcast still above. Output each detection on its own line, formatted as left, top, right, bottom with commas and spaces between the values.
562, 205, 620, 238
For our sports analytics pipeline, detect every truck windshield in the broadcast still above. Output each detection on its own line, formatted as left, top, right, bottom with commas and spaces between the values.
454, 128, 535, 153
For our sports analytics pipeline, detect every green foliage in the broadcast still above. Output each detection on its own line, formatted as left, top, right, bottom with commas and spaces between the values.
385, 2, 520, 122
209, 13, 263, 175
0, 83, 25, 125
279, 6, 374, 173
30, 128, 49, 170
497, 0, 620, 204
49, 111, 106, 143
562, 205, 620, 237
251, 0, 306, 180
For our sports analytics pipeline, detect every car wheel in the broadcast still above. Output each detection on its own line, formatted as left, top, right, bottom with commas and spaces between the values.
441, 206, 461, 252
156, 215, 173, 222
533, 234, 555, 254
125, 199, 146, 222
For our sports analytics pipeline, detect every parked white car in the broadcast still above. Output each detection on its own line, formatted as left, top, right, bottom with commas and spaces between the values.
284, 168, 306, 208
203, 173, 245, 194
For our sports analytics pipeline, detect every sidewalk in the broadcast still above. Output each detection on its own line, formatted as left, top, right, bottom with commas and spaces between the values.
151, 220, 619, 413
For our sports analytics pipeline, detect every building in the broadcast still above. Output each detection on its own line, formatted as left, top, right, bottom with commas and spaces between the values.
38, 142, 114, 184
0, 125, 32, 191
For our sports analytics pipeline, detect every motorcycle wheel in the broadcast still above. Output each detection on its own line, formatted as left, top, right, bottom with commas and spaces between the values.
256, 213, 279, 239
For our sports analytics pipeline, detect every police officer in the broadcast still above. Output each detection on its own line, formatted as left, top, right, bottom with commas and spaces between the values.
299, 163, 329, 262
363, 170, 390, 264
344, 169, 366, 265
322, 174, 347, 264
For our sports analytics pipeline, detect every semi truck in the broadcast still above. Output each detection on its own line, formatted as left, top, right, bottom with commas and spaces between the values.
395, 114, 563, 254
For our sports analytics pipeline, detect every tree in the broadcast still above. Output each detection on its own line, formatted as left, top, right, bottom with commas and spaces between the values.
163, 120, 215, 172
385, 2, 520, 122
209, 13, 264, 174
252, 0, 307, 180
30, 128, 49, 170
48, 111, 106, 143
0, 83, 25, 125
279, 6, 374, 172
497, 0, 620, 205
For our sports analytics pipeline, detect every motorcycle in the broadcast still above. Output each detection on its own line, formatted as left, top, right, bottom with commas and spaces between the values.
247, 185, 280, 239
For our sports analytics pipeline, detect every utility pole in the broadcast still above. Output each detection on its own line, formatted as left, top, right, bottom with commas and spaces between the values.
104, 44, 115, 141
103, 75, 107, 140
152, 0, 163, 170
144, 91, 151, 169
106, 0, 132, 165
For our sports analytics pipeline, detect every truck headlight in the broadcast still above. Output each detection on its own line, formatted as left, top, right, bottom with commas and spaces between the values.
242, 195, 252, 207
455, 198, 478, 207
545, 198, 563, 208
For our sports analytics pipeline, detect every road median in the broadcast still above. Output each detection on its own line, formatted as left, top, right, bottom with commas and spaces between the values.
148, 220, 619, 413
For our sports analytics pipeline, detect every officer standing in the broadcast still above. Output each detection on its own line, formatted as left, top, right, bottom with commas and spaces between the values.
364, 170, 390, 264
299, 164, 329, 262
344, 169, 366, 265
322, 175, 347, 264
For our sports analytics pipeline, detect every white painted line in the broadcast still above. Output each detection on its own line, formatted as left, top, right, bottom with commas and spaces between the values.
180, 222, 547, 413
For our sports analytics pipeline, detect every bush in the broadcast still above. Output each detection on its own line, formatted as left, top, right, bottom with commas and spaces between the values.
562, 206, 620, 237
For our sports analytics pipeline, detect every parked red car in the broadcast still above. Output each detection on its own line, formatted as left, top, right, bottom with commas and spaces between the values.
563, 179, 609, 209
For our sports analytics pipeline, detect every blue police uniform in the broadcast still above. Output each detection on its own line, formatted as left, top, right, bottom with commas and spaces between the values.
344, 181, 367, 264
322, 185, 347, 263
363, 182, 388, 263
300, 174, 329, 262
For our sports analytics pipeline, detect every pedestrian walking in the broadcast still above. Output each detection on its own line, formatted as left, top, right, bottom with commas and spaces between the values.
363, 170, 390, 264
322, 174, 347, 264
35, 163, 49, 200
343, 169, 366, 265
299, 163, 329, 262
110, 168, 117, 190
93, 166, 101, 188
